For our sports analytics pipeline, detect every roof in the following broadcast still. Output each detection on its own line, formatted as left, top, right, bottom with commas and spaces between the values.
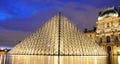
0, 49, 10, 52
8, 12, 107, 56
99, 7, 120, 17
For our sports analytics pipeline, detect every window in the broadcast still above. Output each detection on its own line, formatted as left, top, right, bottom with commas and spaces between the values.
107, 23, 109, 28
90, 35, 91, 37
106, 36, 110, 43
115, 36, 119, 42
100, 38, 102, 43
119, 20, 120, 25
119, 34, 120, 36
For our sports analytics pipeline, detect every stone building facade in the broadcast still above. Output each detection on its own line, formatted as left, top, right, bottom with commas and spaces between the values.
0, 49, 10, 64
84, 27, 98, 44
85, 6, 120, 64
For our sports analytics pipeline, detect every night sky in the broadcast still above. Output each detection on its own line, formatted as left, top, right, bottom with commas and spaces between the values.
0, 0, 120, 48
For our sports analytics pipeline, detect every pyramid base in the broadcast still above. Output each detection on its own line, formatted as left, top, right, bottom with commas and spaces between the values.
6, 55, 108, 64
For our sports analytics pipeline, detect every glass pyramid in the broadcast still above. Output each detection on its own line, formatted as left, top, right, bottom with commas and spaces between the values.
8, 12, 107, 56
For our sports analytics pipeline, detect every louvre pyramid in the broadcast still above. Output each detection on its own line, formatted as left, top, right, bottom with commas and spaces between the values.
8, 12, 107, 56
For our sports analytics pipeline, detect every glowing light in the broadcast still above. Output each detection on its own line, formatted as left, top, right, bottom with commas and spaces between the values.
117, 50, 120, 64
0, 48, 5, 50
0, 55, 2, 64
118, 50, 120, 52
95, 56, 97, 64
0, 46, 12, 50
118, 50, 120, 55
118, 56, 120, 64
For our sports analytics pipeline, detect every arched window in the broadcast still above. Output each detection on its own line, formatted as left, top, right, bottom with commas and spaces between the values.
115, 36, 119, 42
106, 36, 110, 43
119, 20, 120, 25
107, 23, 110, 28
100, 38, 102, 43
90, 35, 91, 37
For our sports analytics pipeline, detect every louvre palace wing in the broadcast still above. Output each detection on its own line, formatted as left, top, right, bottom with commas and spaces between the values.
8, 12, 107, 56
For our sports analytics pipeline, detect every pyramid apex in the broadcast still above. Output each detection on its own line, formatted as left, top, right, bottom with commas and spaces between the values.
58, 12, 62, 14
57, 12, 62, 16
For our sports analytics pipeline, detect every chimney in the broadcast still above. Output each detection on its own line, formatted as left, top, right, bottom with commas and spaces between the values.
93, 27, 96, 32
98, 11, 102, 16
84, 28, 88, 33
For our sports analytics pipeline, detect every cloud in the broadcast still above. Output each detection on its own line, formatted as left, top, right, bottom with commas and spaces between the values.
0, 0, 36, 21
1, 0, 118, 31
0, 9, 57, 32
48, 2, 99, 30
0, 12, 12, 21
0, 9, 57, 47
0, 27, 31, 46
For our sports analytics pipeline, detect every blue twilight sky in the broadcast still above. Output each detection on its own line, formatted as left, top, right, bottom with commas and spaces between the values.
0, 0, 120, 48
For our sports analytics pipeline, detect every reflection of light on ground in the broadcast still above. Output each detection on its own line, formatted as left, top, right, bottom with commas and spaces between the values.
0, 55, 2, 64
0, 55, 3, 64
95, 56, 97, 64
0, 54, 6, 64
118, 56, 120, 64
118, 50, 120, 64
118, 50, 120, 53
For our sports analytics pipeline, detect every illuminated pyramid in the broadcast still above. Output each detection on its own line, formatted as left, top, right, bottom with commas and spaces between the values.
7, 12, 107, 64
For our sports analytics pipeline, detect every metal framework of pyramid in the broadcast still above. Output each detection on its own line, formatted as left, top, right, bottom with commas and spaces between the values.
8, 12, 107, 56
